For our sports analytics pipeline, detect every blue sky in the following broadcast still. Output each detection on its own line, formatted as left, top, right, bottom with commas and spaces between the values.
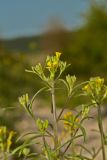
0, 0, 90, 39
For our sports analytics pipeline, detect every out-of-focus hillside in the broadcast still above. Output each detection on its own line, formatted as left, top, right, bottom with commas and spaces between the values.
1, 35, 41, 53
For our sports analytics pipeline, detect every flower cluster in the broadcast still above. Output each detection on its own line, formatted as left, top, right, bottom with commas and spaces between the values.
36, 119, 49, 134
46, 52, 61, 69
26, 52, 68, 83
65, 75, 76, 96
46, 52, 62, 79
63, 112, 79, 134
19, 93, 29, 108
0, 126, 15, 153
83, 77, 107, 104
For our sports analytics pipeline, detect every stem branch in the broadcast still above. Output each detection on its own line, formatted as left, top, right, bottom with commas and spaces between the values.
97, 104, 106, 160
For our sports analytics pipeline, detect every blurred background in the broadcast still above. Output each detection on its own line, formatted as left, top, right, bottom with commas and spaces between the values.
0, 0, 107, 142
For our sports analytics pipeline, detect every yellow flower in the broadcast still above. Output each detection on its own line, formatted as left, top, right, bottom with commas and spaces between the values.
47, 61, 52, 68
83, 84, 89, 91
64, 112, 71, 120
95, 78, 104, 84
7, 131, 16, 152
63, 112, 79, 133
63, 111, 72, 119
55, 52, 62, 58
46, 60, 58, 69
53, 61, 58, 67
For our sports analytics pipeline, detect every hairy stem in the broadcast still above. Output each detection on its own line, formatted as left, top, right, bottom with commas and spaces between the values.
51, 82, 59, 150
97, 104, 106, 160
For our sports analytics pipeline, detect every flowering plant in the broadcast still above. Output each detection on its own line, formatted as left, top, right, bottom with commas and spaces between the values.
11, 52, 107, 160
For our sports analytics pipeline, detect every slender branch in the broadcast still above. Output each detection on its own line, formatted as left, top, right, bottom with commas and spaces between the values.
55, 134, 83, 152
97, 104, 106, 160
42, 134, 50, 159
93, 146, 102, 159
57, 106, 67, 122
57, 97, 70, 121
46, 130, 54, 138
57, 81, 89, 122
62, 128, 79, 156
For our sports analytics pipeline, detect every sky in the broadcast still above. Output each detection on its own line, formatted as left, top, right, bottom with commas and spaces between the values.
0, 0, 90, 39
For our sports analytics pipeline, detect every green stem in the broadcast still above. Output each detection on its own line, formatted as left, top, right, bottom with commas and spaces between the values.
62, 128, 79, 156
51, 82, 59, 150
97, 104, 106, 160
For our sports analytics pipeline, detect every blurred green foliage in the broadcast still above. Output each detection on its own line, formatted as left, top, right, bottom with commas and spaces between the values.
62, 3, 107, 79
0, 52, 42, 107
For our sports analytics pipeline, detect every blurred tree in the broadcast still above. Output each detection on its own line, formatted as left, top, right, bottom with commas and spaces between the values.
62, 2, 107, 79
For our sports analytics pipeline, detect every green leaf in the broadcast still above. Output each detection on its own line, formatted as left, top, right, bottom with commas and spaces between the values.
12, 141, 39, 155
77, 124, 87, 142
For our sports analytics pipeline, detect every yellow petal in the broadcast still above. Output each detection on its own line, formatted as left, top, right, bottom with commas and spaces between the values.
55, 52, 62, 58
